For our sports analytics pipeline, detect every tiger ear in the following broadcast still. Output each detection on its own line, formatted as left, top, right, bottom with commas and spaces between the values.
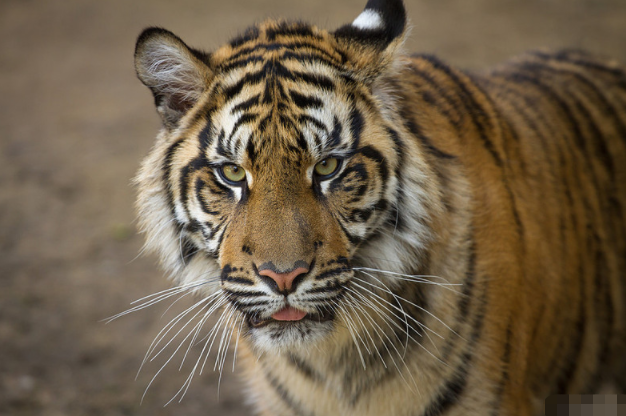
134, 28, 212, 129
333, 0, 407, 82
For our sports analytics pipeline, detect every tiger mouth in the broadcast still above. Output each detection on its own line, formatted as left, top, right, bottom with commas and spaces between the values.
248, 308, 335, 328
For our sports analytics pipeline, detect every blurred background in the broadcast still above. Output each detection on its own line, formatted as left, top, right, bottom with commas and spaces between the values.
1, 0, 625, 415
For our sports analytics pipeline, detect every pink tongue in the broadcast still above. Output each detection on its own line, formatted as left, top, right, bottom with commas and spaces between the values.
272, 306, 307, 321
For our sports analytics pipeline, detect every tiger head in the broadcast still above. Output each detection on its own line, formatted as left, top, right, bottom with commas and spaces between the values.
134, 0, 440, 351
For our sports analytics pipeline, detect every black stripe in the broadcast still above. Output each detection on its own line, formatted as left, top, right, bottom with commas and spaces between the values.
194, 177, 219, 215
555, 261, 587, 392
348, 105, 364, 150
490, 319, 513, 416
305, 283, 342, 294
403, 116, 456, 160
315, 267, 350, 281
287, 353, 324, 383
330, 162, 368, 194
221, 275, 255, 285
326, 117, 342, 148
222, 70, 265, 102
408, 61, 464, 129
266, 24, 319, 41
299, 115, 328, 137
358, 146, 389, 184
179, 235, 197, 263
531, 50, 626, 79
228, 112, 259, 144
231, 94, 260, 114
162, 138, 186, 220
229, 26, 260, 48
263, 368, 313, 416
280, 50, 343, 72
198, 119, 214, 151
421, 356, 469, 416
336, 219, 363, 245
221, 287, 267, 298
220, 55, 265, 73
289, 90, 323, 109
291, 71, 335, 91
440, 237, 476, 364
419, 55, 502, 167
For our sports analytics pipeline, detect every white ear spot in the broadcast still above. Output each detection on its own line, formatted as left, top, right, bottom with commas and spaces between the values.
352, 10, 384, 30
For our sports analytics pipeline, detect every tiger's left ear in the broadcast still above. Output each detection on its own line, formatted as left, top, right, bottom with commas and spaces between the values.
333, 0, 407, 83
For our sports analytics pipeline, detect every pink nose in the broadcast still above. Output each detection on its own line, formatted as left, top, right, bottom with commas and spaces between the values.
257, 267, 309, 292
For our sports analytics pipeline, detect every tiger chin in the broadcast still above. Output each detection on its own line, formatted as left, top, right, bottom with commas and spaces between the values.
132, 0, 626, 414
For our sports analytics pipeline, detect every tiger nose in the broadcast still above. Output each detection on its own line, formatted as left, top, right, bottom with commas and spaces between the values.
257, 265, 309, 293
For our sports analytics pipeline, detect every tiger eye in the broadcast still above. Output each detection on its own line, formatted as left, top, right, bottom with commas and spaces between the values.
221, 164, 246, 183
314, 157, 340, 178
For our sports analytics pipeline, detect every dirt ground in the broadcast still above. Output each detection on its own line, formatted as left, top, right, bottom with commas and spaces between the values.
1, 0, 625, 415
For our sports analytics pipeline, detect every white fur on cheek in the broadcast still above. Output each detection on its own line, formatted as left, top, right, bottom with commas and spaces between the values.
352, 10, 384, 30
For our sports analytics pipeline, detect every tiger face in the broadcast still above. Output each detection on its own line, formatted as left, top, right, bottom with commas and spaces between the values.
134, 9, 434, 351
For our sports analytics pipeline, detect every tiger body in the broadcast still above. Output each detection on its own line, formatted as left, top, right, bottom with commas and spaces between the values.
133, 0, 626, 415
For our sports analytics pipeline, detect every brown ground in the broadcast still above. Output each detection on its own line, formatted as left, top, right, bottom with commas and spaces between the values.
1, 0, 625, 415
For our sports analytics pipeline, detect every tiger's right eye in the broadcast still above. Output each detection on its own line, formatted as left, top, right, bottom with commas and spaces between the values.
220, 164, 247, 185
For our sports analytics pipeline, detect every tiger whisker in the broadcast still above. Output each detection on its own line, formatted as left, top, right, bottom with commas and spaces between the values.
179, 296, 227, 370
103, 273, 221, 324
342, 295, 387, 368
199, 303, 234, 376
338, 299, 374, 355
355, 270, 443, 357
352, 274, 461, 341
331, 299, 367, 369
346, 286, 448, 369
350, 278, 436, 339
232, 317, 245, 372
345, 286, 423, 359
217, 309, 239, 397
164, 307, 221, 406
352, 274, 452, 360
149, 295, 224, 366
141, 299, 217, 405
166, 299, 231, 405
354, 270, 412, 355
139, 297, 210, 377
344, 286, 422, 346
131, 277, 218, 304
214, 306, 236, 371
351, 275, 445, 360
143, 294, 223, 374
353, 266, 460, 287
344, 291, 420, 395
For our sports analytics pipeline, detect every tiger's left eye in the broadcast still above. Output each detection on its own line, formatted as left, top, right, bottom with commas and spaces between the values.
220, 164, 246, 184
314, 157, 341, 179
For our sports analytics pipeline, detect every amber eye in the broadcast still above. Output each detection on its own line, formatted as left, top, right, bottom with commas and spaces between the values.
220, 164, 246, 184
314, 157, 341, 179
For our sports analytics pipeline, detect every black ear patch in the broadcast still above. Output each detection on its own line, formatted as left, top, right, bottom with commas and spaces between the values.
334, 0, 406, 48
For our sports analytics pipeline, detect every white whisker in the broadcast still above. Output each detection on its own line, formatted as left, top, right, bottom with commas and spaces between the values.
344, 291, 420, 395
353, 274, 461, 341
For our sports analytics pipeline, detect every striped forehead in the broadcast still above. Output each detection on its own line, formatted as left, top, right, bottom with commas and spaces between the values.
203, 25, 358, 164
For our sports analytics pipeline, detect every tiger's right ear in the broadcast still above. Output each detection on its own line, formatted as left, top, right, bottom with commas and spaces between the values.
134, 28, 212, 129
333, 0, 407, 83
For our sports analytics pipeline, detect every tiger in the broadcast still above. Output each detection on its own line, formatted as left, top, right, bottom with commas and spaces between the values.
131, 0, 626, 414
